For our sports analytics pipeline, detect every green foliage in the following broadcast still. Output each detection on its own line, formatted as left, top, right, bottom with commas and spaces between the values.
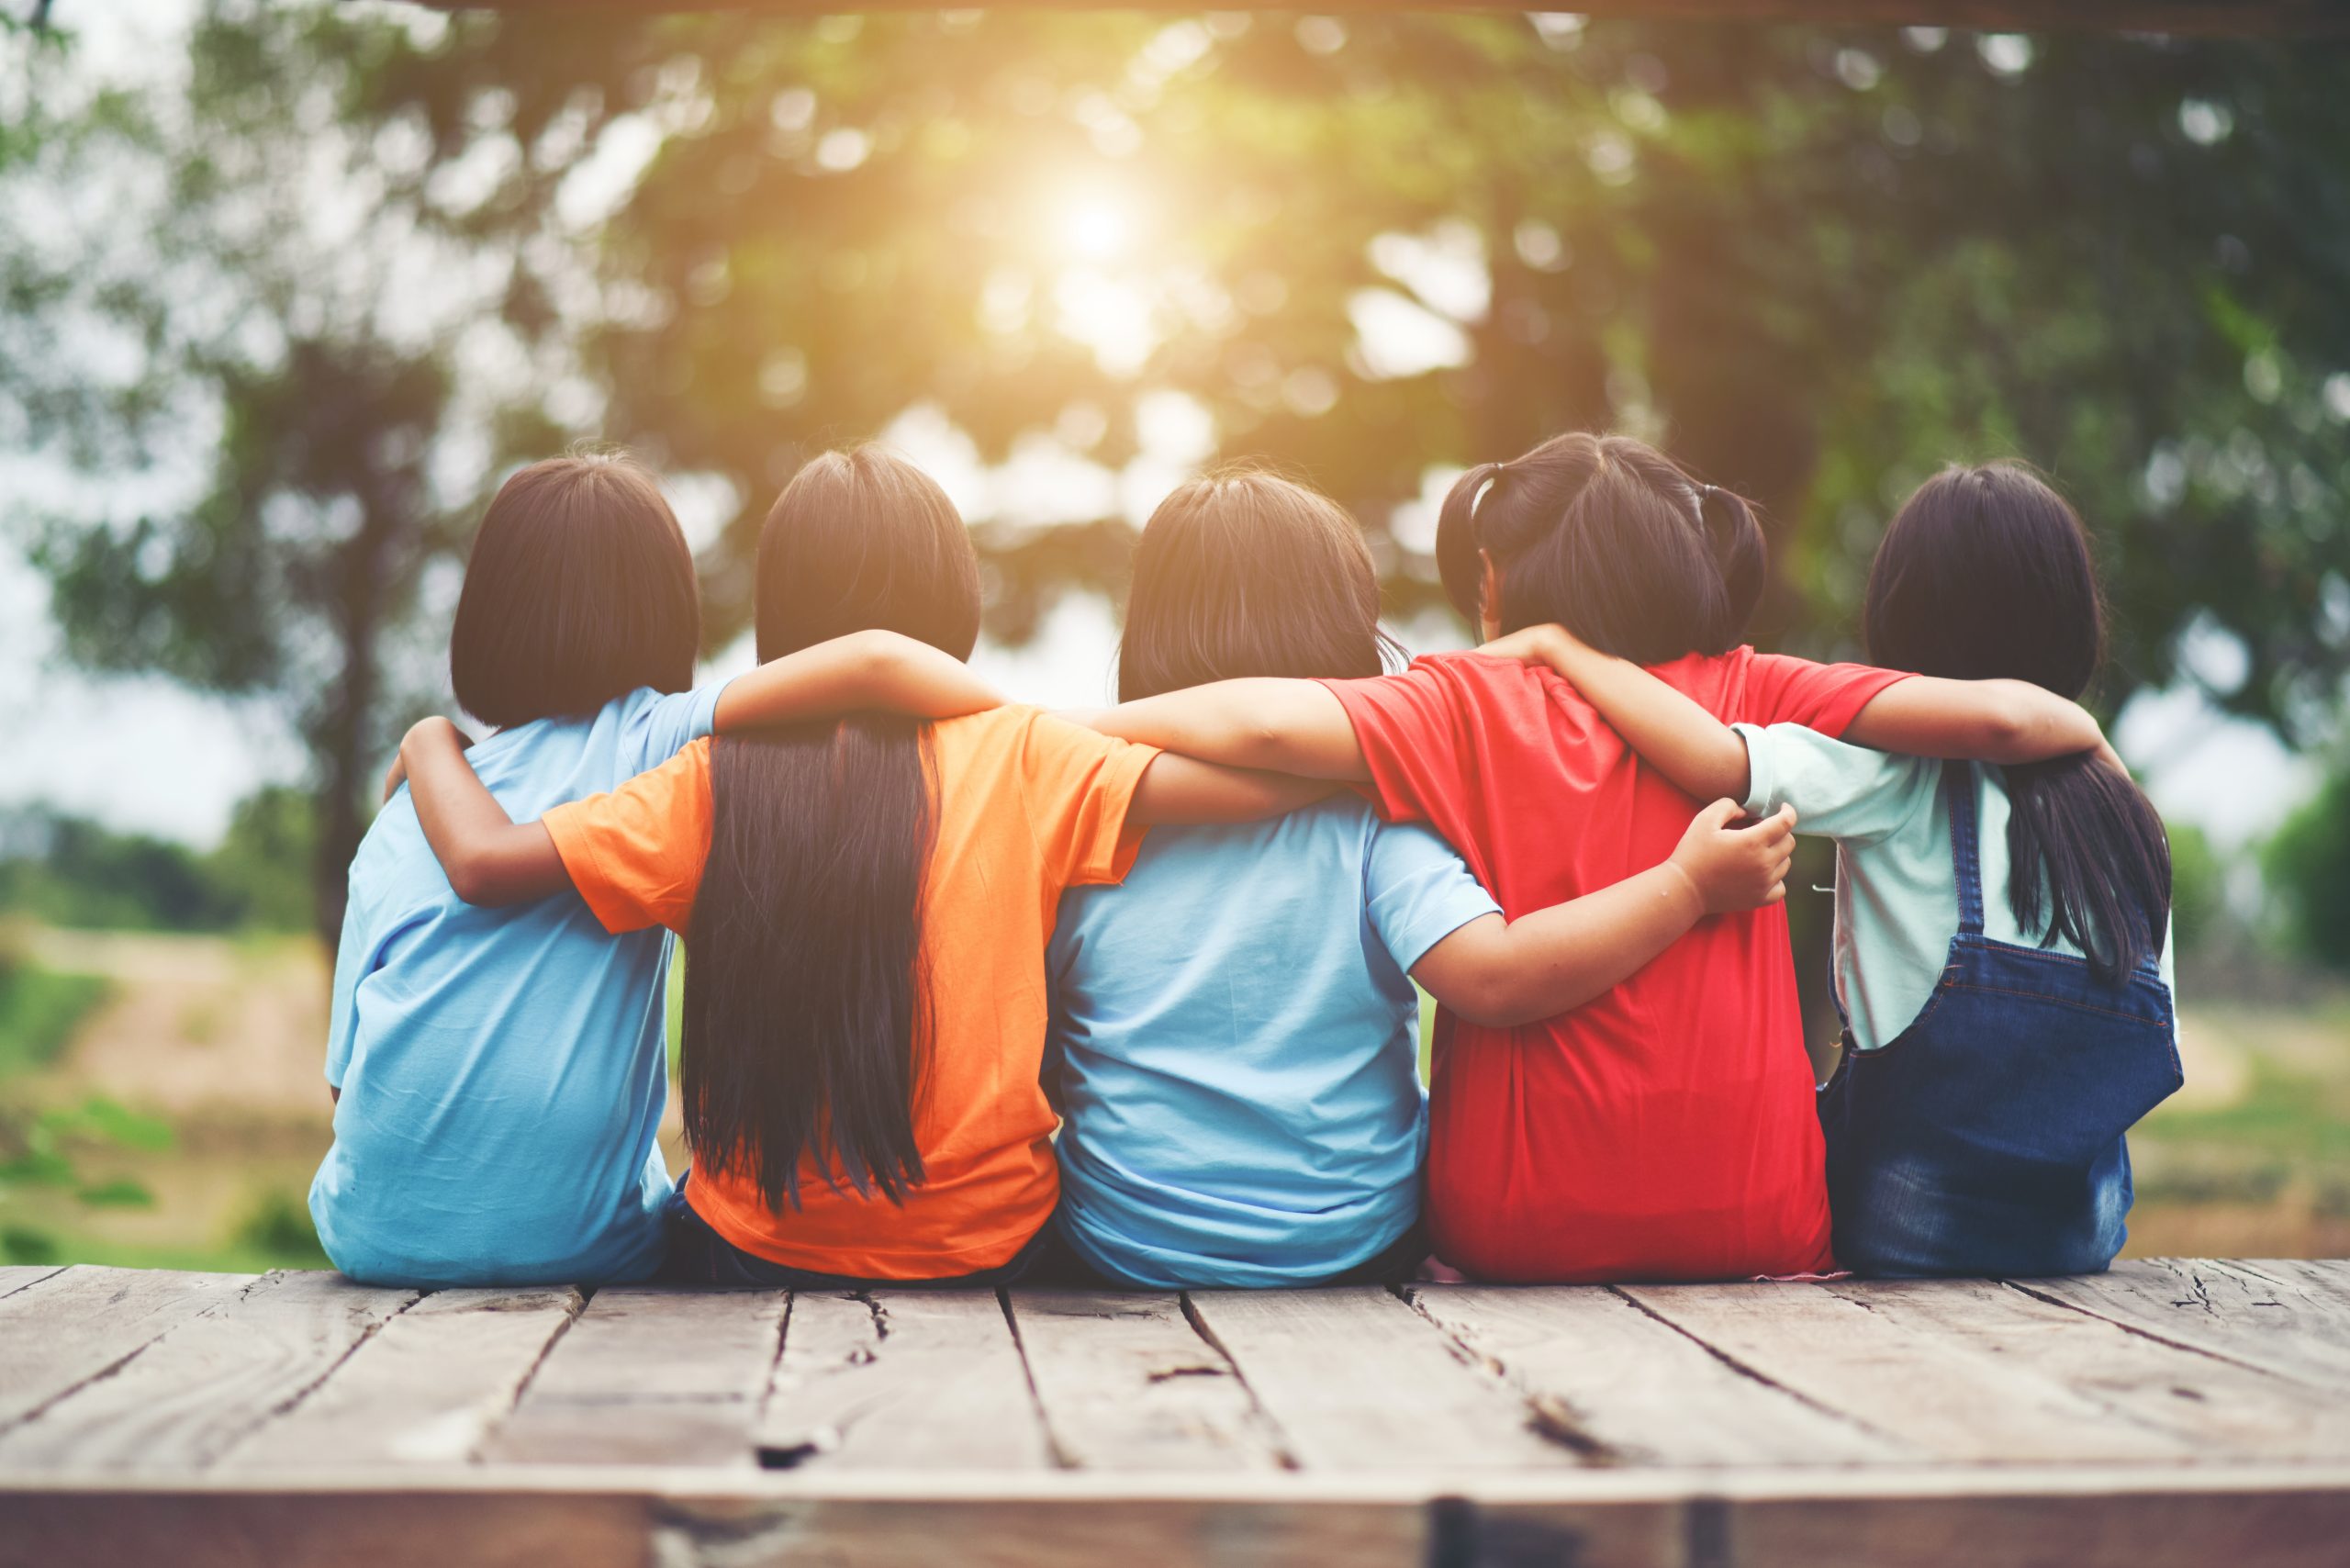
0, 789, 315, 935
2264, 760, 2350, 971
13, 6, 2350, 949
2166, 820, 2226, 961
0, 1094, 172, 1261
224, 1186, 329, 1267
0, 929, 108, 1077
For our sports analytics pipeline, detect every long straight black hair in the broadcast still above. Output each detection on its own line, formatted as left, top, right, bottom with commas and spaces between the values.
684, 446, 981, 1209
1864, 463, 2170, 983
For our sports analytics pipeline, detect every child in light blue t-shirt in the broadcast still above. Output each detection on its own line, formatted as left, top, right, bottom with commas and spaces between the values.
1046, 472, 1810, 1288
314, 454, 998, 1286
1495, 462, 2180, 1278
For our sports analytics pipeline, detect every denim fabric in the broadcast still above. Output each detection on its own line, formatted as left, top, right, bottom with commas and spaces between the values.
1818, 760, 2182, 1279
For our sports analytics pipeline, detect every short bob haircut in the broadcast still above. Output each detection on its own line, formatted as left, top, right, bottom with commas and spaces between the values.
449, 453, 700, 729
1434, 431, 1766, 666
1118, 469, 1393, 702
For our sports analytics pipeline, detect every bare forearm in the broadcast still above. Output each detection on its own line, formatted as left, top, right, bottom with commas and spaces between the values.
1127, 753, 1339, 825
712, 629, 1002, 732
399, 723, 569, 905
1844, 678, 2102, 764
1418, 866, 1704, 1027
1486, 626, 1749, 800
1088, 679, 1369, 780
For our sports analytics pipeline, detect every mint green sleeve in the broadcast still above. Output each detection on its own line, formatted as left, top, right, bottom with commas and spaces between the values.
1734, 722, 1941, 847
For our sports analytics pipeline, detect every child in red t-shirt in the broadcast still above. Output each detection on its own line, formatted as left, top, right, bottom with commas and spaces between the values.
1088, 433, 2113, 1282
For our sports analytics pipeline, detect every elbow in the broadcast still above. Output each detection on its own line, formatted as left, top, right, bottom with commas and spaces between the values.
1438, 966, 1535, 1030
441, 851, 504, 907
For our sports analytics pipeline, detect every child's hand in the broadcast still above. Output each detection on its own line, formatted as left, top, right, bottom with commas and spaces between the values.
1480, 623, 1583, 674
1667, 800, 1797, 915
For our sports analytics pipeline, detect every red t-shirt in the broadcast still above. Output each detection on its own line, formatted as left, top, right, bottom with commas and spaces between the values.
1325, 648, 1908, 1282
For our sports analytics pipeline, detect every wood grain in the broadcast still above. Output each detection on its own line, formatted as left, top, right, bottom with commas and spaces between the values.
1827, 1275, 2350, 1461
1007, 1290, 1287, 1472
411, 0, 2350, 39
2020, 1259, 2350, 1392
1406, 1282, 1887, 1469
759, 1290, 1055, 1472
1185, 1287, 1571, 1472
220, 1286, 584, 1470
0, 1271, 416, 1473
0, 1268, 62, 1304
1619, 1280, 2189, 1463
482, 1286, 787, 1468
0, 1266, 254, 1432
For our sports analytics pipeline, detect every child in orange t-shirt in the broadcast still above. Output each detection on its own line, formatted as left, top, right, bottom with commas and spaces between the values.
397, 446, 1325, 1286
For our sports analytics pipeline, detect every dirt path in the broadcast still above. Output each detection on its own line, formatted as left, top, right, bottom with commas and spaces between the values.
26, 928, 332, 1127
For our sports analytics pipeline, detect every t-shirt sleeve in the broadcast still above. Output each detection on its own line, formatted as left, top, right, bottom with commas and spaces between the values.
542, 739, 715, 935
1362, 821, 1503, 972
1320, 664, 1469, 827
1018, 712, 1162, 889
1742, 654, 1912, 739
1736, 722, 1937, 847
621, 680, 727, 775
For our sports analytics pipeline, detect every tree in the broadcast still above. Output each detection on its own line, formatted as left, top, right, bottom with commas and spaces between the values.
15, 6, 2350, 944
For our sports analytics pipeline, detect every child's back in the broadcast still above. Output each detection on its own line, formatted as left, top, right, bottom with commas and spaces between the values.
316, 685, 713, 1284
1047, 798, 1495, 1287
1746, 731, 2179, 1275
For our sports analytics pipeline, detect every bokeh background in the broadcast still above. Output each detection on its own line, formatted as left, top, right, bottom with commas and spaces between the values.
2, 1, 2345, 1271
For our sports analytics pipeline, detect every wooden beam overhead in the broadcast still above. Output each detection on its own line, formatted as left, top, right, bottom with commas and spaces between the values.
415, 0, 2350, 40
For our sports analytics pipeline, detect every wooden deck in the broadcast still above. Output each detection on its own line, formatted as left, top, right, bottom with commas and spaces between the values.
1, 1260, 2346, 1566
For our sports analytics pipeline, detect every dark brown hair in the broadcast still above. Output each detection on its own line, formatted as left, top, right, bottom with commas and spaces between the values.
1434, 431, 1765, 665
685, 447, 981, 1209
1865, 462, 2171, 981
449, 454, 700, 729
1118, 469, 1393, 701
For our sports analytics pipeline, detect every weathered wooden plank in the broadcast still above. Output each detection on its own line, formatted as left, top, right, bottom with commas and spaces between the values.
220, 1286, 585, 1470
758, 1290, 1054, 1472
422, 0, 2350, 42
0, 1266, 255, 1433
2020, 1259, 2350, 1392
1184, 1287, 1570, 1473
0, 1484, 651, 1568
1006, 1291, 1287, 1473
0, 1267, 62, 1303
1618, 1280, 2188, 1463
1404, 1283, 1889, 1469
482, 1286, 787, 1468
0, 1271, 417, 1473
1826, 1276, 2350, 1462
1718, 1473, 2350, 1568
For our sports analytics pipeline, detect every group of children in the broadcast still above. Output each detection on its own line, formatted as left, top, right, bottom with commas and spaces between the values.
313, 428, 2180, 1291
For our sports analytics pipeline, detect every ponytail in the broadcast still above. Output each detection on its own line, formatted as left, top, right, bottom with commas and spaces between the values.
1695, 483, 1767, 636
2005, 754, 2171, 984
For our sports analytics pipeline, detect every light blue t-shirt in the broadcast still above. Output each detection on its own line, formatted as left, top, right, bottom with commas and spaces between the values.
1045, 799, 1499, 1288
310, 682, 722, 1286
1737, 722, 2177, 1056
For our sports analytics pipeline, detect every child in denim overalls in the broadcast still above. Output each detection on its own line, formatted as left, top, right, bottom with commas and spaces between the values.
1490, 462, 2181, 1277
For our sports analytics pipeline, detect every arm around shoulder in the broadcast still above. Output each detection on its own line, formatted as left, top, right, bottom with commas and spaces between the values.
398, 719, 570, 906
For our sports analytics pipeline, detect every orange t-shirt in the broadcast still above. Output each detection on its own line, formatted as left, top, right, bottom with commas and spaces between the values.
541, 706, 1159, 1279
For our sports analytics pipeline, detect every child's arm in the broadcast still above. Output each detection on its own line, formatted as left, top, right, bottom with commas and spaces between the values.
1411, 799, 1797, 1026
1126, 754, 1340, 825
1483, 623, 2112, 791
1482, 625, 1752, 801
713, 629, 1002, 731
1086, 679, 1370, 780
398, 719, 571, 906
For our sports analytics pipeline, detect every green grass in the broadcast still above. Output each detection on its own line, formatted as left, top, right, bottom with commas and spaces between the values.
2140, 1059, 2350, 1166
0, 966, 110, 1079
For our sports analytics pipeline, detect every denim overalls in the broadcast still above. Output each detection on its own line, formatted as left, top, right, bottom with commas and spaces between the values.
1817, 761, 2182, 1278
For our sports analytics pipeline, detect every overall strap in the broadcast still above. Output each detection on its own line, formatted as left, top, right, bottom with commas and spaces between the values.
1940, 758, 1986, 935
